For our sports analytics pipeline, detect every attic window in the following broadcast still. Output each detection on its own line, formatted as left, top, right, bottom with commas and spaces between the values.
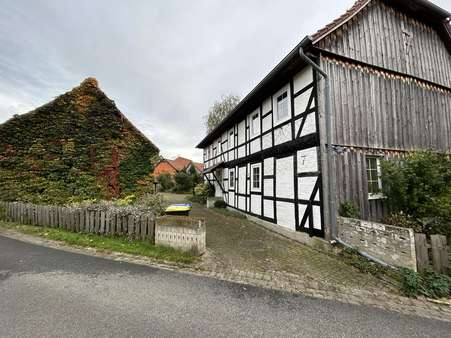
276, 91, 289, 122
251, 113, 260, 135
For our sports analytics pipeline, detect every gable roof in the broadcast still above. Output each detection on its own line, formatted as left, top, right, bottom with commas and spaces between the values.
196, 0, 450, 149
168, 156, 192, 171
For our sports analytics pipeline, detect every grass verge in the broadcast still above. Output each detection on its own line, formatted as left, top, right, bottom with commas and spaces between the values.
0, 220, 197, 264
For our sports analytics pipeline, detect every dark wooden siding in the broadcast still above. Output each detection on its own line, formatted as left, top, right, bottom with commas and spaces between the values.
316, 0, 451, 88
332, 148, 390, 221
323, 55, 451, 153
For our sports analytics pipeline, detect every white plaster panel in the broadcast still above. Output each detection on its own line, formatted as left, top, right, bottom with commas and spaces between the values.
294, 87, 312, 116
262, 114, 272, 132
251, 194, 261, 216
301, 113, 316, 137
262, 97, 272, 114
274, 124, 292, 145
264, 157, 274, 175
238, 145, 245, 159
238, 166, 246, 194
238, 120, 246, 145
293, 66, 313, 94
229, 150, 235, 161
264, 199, 274, 219
276, 156, 294, 199
262, 133, 272, 149
246, 196, 250, 212
250, 139, 260, 154
238, 196, 245, 210
263, 178, 273, 197
297, 147, 318, 173
229, 192, 235, 207
312, 205, 322, 230
276, 201, 296, 230
298, 176, 317, 200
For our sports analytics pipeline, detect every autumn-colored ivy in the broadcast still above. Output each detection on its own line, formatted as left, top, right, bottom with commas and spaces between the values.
0, 78, 159, 204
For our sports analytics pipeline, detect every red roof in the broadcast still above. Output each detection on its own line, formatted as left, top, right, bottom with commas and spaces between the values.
153, 156, 203, 176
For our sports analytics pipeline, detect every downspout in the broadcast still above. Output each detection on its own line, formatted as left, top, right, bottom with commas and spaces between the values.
298, 39, 337, 242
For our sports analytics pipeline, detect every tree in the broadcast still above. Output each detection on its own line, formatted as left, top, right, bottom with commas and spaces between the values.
174, 171, 192, 192
204, 94, 240, 132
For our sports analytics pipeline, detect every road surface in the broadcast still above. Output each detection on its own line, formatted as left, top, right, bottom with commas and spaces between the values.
0, 235, 449, 337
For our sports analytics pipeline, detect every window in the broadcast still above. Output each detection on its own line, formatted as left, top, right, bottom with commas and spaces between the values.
276, 91, 289, 121
229, 170, 235, 188
251, 113, 260, 135
366, 156, 383, 199
252, 166, 260, 189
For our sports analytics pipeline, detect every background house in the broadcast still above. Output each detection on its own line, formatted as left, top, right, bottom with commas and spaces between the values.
197, 0, 451, 240
153, 156, 203, 178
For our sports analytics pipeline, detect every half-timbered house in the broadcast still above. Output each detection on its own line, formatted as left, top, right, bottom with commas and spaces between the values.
197, 0, 451, 240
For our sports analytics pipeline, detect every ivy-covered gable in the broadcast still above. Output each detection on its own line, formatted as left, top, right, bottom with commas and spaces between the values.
0, 78, 159, 204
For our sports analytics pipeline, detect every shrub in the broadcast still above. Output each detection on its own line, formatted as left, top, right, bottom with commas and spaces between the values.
114, 194, 136, 206
381, 151, 451, 237
193, 183, 214, 204
214, 200, 227, 208
398, 268, 451, 299
157, 173, 174, 192
383, 211, 422, 233
138, 193, 165, 215
339, 201, 360, 218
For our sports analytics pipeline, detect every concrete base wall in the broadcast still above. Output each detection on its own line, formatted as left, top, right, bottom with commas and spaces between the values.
337, 217, 417, 271
155, 216, 206, 255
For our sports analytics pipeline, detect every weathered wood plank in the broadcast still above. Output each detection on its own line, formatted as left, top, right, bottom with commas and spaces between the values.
431, 235, 448, 274
415, 233, 429, 273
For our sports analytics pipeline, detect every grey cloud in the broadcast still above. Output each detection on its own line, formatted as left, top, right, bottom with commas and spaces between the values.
1, 0, 449, 161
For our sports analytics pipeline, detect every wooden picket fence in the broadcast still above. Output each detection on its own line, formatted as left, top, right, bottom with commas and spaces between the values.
414, 233, 449, 274
0, 201, 155, 241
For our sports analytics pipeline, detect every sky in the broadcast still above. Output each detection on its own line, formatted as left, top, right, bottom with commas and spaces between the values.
1, 0, 449, 162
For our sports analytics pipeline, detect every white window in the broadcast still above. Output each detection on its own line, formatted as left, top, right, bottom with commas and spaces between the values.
366, 156, 383, 199
229, 169, 235, 188
251, 164, 261, 190
251, 112, 260, 136
276, 91, 289, 122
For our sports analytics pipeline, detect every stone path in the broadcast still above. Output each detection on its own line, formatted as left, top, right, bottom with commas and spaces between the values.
187, 201, 395, 294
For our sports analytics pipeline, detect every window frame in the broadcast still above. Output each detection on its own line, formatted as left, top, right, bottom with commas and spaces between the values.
250, 163, 261, 191
366, 156, 384, 200
229, 169, 235, 189
250, 111, 260, 136
273, 84, 291, 125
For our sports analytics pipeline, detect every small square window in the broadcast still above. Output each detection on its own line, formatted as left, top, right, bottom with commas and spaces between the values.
276, 91, 289, 121
366, 156, 383, 199
229, 170, 235, 188
252, 166, 260, 189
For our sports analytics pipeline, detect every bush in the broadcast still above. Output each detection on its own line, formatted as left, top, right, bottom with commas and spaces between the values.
138, 193, 165, 215
114, 194, 137, 206
214, 200, 227, 208
381, 151, 451, 237
399, 268, 451, 299
193, 183, 214, 204
339, 201, 360, 218
383, 211, 422, 232
157, 173, 174, 192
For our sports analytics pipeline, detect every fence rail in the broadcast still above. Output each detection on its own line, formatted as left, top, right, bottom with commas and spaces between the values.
0, 201, 155, 241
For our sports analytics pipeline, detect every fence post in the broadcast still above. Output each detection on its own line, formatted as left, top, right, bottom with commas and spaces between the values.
431, 235, 448, 274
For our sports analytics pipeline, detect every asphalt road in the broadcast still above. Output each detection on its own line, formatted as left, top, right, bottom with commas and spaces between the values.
0, 236, 450, 338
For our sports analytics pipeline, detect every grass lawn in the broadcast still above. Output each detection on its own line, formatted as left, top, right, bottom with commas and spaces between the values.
0, 220, 197, 264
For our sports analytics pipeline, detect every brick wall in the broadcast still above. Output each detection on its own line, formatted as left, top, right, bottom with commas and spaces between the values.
337, 217, 417, 271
